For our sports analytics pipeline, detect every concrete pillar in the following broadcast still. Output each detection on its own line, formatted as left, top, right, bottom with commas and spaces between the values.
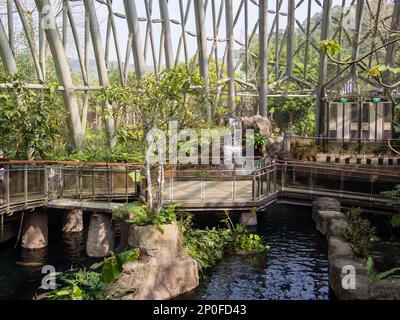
62, 209, 83, 233
86, 213, 114, 258
240, 208, 258, 227
21, 210, 48, 250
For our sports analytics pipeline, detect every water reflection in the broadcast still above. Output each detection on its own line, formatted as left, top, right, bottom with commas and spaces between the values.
17, 248, 48, 269
61, 232, 86, 265
182, 204, 330, 300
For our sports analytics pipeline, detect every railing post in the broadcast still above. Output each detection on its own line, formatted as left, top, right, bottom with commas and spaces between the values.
134, 169, 139, 198
340, 171, 344, 198
59, 165, 64, 198
252, 173, 256, 201
267, 169, 270, 196
125, 166, 128, 203
75, 166, 79, 200
170, 175, 173, 201
5, 166, 10, 213
309, 168, 314, 194
110, 167, 114, 201
92, 166, 95, 200
44, 165, 48, 202
200, 179, 204, 202
370, 174, 374, 201
107, 167, 111, 202
232, 171, 236, 202
24, 164, 28, 207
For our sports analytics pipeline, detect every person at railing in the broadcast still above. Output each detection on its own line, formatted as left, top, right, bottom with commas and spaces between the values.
0, 151, 7, 205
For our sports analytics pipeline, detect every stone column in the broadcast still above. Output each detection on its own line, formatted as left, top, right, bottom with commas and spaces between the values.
21, 210, 48, 250
62, 209, 84, 233
240, 208, 258, 227
86, 213, 114, 258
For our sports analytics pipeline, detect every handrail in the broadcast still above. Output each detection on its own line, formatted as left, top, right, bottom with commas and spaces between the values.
2, 160, 143, 168
276, 160, 400, 179
1, 160, 399, 215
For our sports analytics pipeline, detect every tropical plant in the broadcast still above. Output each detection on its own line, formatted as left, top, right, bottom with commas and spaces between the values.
381, 186, 400, 230
39, 249, 139, 300
0, 75, 66, 159
222, 212, 270, 254
344, 208, 376, 257
366, 256, 400, 282
113, 202, 180, 227
179, 211, 270, 274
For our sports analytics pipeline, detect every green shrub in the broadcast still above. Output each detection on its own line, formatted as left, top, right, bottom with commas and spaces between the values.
366, 256, 400, 282
344, 208, 376, 257
113, 202, 180, 226
183, 227, 231, 272
180, 212, 270, 273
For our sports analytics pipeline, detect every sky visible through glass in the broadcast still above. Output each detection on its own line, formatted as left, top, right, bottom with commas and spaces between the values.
93, 0, 346, 67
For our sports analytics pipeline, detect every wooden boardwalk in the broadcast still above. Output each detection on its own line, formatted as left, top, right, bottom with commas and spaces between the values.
48, 199, 123, 213
1, 161, 399, 215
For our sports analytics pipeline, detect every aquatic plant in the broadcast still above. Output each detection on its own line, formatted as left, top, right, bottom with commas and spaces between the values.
381, 186, 400, 232
366, 257, 400, 282
39, 249, 139, 300
179, 212, 270, 273
344, 208, 376, 257
222, 212, 270, 255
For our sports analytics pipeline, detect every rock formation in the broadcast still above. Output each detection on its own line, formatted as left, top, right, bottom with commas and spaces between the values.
107, 222, 199, 300
312, 197, 400, 300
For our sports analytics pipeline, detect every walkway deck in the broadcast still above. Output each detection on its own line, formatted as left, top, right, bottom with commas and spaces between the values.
0, 160, 399, 215
48, 199, 123, 213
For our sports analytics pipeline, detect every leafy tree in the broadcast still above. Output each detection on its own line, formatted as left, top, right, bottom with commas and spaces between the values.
0, 75, 66, 159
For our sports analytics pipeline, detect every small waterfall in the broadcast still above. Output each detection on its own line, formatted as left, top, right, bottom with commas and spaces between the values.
224, 118, 243, 167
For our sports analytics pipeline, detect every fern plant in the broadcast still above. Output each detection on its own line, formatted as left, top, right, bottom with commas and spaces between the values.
366, 257, 400, 282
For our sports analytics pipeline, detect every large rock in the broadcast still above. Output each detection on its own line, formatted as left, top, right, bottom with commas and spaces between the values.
368, 279, 400, 300
241, 115, 272, 137
108, 257, 198, 300
329, 258, 370, 300
21, 210, 48, 250
312, 197, 341, 221
312, 198, 400, 300
315, 211, 345, 236
328, 236, 355, 260
128, 222, 187, 263
327, 219, 348, 239
86, 213, 114, 258
110, 222, 199, 300
329, 257, 400, 300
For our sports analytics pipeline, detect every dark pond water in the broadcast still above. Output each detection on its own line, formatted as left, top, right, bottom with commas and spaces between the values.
182, 204, 331, 300
0, 215, 97, 300
0, 204, 331, 300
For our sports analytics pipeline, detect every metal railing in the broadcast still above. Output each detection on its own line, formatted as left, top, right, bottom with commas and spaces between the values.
1, 159, 399, 214
161, 160, 399, 209
0, 161, 142, 215
160, 164, 278, 207
288, 135, 400, 160
277, 160, 400, 207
